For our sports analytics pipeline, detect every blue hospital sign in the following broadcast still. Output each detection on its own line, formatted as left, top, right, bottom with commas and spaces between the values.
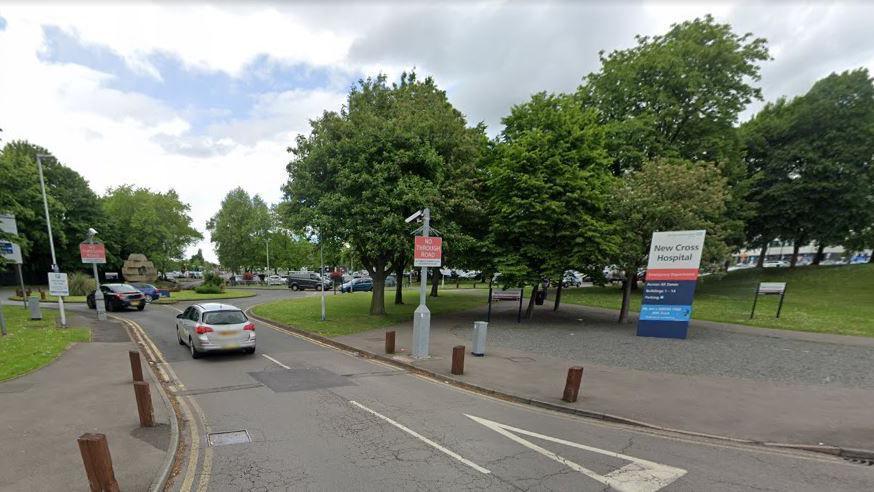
637, 230, 706, 339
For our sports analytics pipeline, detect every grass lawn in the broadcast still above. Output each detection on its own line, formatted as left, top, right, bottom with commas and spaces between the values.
252, 289, 488, 337
8, 295, 86, 303
154, 289, 256, 303
561, 264, 874, 337
0, 306, 90, 381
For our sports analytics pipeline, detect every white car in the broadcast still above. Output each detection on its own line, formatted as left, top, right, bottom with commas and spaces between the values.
265, 274, 285, 286
763, 260, 789, 268
176, 303, 255, 358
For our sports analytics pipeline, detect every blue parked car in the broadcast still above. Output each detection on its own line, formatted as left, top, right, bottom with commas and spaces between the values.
340, 278, 373, 293
131, 283, 160, 301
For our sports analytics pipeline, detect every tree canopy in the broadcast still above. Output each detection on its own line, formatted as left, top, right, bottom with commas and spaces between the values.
207, 188, 272, 273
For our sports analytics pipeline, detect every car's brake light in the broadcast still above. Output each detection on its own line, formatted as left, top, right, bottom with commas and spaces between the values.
195, 325, 213, 334
243, 322, 255, 331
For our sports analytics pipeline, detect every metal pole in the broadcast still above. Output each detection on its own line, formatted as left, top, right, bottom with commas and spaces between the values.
776, 286, 787, 319
266, 239, 270, 272
320, 233, 326, 321
16, 263, 26, 309
749, 285, 759, 319
412, 208, 431, 358
0, 303, 6, 336
89, 233, 106, 321
36, 155, 65, 327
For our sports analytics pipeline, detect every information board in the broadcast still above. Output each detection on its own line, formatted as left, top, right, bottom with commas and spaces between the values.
48, 272, 69, 297
637, 230, 706, 339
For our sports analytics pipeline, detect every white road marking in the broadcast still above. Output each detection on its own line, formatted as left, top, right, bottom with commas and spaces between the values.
350, 401, 491, 474
466, 414, 686, 492
261, 354, 291, 369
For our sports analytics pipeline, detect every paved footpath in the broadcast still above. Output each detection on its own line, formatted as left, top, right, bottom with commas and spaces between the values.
97, 290, 874, 490
0, 309, 171, 491
339, 300, 874, 452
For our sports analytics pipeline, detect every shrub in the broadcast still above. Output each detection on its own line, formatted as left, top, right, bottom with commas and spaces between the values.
68, 272, 96, 296
194, 284, 223, 294
202, 271, 223, 288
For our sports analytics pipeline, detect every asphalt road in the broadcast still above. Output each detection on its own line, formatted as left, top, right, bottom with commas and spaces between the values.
103, 291, 872, 491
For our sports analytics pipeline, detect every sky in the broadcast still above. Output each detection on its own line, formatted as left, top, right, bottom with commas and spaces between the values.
1, 1, 873, 263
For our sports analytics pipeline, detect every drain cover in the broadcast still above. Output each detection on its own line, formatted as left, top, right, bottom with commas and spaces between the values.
208, 430, 251, 447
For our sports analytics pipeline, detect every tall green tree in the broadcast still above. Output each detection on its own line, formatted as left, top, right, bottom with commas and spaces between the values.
610, 160, 731, 323
102, 186, 201, 275
742, 68, 874, 266
486, 92, 616, 315
207, 188, 272, 273
283, 72, 487, 315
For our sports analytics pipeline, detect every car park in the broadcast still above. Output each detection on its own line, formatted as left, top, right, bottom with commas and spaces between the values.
176, 303, 255, 358
265, 274, 286, 285
131, 282, 160, 301
340, 277, 373, 293
287, 271, 331, 291
87, 283, 147, 311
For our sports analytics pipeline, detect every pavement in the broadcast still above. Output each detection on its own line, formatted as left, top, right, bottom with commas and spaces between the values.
336, 299, 874, 451
0, 308, 172, 491
89, 289, 874, 491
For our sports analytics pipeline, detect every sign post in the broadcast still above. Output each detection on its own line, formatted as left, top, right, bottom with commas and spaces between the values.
81, 237, 107, 321
410, 208, 442, 359
0, 214, 27, 309
637, 230, 706, 339
750, 282, 787, 319
36, 155, 67, 327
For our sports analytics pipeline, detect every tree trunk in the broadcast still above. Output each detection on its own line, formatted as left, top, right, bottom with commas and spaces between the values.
789, 242, 801, 268
430, 268, 441, 297
394, 261, 404, 305
630, 270, 639, 291
553, 281, 562, 311
869, 253, 874, 264
525, 283, 538, 320
756, 244, 767, 268
618, 270, 634, 323
456, 276, 460, 289
369, 259, 387, 315
812, 243, 825, 265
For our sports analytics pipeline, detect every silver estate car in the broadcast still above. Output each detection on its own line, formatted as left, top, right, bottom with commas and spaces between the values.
176, 303, 256, 358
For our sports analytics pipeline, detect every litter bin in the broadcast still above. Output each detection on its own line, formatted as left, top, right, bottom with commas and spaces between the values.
28, 295, 42, 320
472, 321, 488, 356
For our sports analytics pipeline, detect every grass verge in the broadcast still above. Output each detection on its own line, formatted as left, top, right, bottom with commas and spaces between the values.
252, 289, 488, 337
8, 295, 86, 303
561, 264, 874, 337
153, 289, 256, 303
0, 306, 90, 381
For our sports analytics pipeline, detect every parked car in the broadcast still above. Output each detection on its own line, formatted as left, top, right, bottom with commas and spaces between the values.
175, 303, 255, 358
265, 274, 285, 286
287, 271, 331, 291
763, 260, 789, 268
87, 283, 147, 311
562, 270, 584, 288
340, 277, 373, 293
385, 275, 397, 287
131, 282, 160, 301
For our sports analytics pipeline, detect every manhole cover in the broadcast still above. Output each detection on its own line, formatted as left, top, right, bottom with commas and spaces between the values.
249, 367, 354, 393
208, 430, 251, 447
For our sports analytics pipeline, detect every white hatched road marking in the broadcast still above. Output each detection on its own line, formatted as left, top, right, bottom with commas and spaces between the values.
466, 414, 686, 492
261, 354, 291, 369
350, 401, 491, 474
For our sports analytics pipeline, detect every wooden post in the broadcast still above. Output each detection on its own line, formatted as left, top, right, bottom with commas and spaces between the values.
133, 381, 154, 427
562, 366, 584, 403
385, 330, 396, 354
451, 345, 465, 375
128, 350, 143, 382
77, 433, 120, 492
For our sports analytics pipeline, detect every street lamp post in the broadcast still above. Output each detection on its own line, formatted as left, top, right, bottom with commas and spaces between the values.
35, 154, 66, 327
319, 231, 326, 321
87, 228, 107, 321
265, 238, 270, 273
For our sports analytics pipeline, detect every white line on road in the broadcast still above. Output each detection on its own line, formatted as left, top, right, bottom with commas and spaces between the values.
350, 401, 491, 475
261, 354, 291, 369
466, 414, 686, 492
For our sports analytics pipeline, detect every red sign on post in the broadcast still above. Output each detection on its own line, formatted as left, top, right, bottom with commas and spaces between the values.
414, 236, 442, 267
79, 242, 106, 264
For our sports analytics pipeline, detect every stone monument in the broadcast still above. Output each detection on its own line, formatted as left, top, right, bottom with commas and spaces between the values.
122, 254, 158, 283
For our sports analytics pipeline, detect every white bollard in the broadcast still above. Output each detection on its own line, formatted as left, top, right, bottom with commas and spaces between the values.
472, 321, 488, 356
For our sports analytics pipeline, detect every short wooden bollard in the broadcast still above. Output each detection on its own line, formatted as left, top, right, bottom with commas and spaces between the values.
133, 381, 154, 427
451, 345, 465, 375
77, 433, 120, 492
128, 350, 143, 382
562, 366, 584, 403
385, 330, 396, 354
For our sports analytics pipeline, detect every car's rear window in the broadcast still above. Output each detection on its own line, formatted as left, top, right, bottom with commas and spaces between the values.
109, 284, 139, 292
203, 310, 247, 325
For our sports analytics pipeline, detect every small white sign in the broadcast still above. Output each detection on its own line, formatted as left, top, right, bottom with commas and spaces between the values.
48, 272, 70, 297
758, 282, 786, 294
646, 230, 707, 270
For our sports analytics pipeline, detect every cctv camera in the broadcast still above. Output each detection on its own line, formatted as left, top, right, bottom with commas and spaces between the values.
88, 227, 98, 236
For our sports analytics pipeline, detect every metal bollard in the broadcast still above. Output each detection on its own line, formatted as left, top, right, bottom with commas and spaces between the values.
451, 345, 465, 375
471, 321, 488, 356
562, 366, 584, 403
128, 351, 143, 382
28, 296, 42, 320
133, 381, 154, 427
385, 330, 396, 354
77, 433, 120, 492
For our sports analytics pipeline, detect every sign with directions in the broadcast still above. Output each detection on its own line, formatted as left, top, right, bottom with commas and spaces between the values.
48, 272, 69, 297
79, 242, 106, 264
637, 230, 706, 339
414, 236, 442, 267
0, 214, 23, 264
